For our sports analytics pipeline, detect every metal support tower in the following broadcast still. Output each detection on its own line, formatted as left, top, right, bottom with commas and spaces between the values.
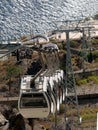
87, 27, 94, 63
65, 31, 80, 130
81, 28, 88, 62
80, 26, 94, 71
87, 27, 94, 51
55, 26, 81, 129
63, 26, 94, 129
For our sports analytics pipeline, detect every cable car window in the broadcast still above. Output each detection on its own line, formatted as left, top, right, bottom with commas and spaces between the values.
20, 93, 48, 108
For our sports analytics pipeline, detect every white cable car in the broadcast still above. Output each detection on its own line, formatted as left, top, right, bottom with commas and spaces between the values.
53, 78, 60, 111
46, 78, 56, 114
18, 74, 51, 118
55, 69, 66, 102
55, 70, 64, 104
18, 75, 56, 118
41, 76, 55, 114
50, 91, 56, 114
54, 72, 63, 104
20, 75, 33, 91
50, 74, 60, 112
18, 91, 51, 118
37, 73, 56, 114
59, 70, 65, 101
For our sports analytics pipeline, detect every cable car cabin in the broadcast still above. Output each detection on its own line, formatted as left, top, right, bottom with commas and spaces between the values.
56, 69, 64, 82
50, 78, 60, 111
57, 69, 65, 102
34, 76, 43, 90
35, 75, 56, 114
48, 76, 57, 111
18, 91, 51, 118
20, 75, 33, 91
56, 71, 64, 104
53, 72, 64, 108
48, 75, 60, 111
34, 70, 48, 91
35, 73, 56, 114
46, 82, 56, 114
55, 70, 65, 104
50, 92, 56, 114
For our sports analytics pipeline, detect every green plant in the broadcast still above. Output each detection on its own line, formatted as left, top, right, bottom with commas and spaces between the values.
70, 40, 79, 48
6, 64, 23, 92
82, 113, 96, 121
91, 39, 98, 45
76, 79, 87, 86
94, 14, 98, 19
87, 76, 98, 83
92, 51, 98, 59
85, 17, 90, 21
76, 75, 98, 86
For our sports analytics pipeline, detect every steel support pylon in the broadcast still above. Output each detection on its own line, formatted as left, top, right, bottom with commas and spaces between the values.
81, 28, 89, 74
65, 32, 80, 130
